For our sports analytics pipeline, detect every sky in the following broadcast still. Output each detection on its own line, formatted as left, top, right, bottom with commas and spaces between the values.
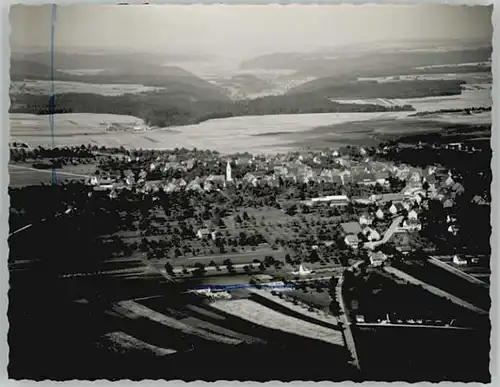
10, 4, 493, 60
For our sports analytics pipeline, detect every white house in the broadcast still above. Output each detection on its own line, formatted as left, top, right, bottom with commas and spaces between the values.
359, 213, 374, 226
376, 208, 385, 220
370, 251, 388, 267
453, 255, 467, 266
344, 235, 359, 249
211, 231, 222, 240
362, 227, 381, 242
125, 175, 135, 186
164, 182, 177, 193
197, 228, 210, 239
402, 219, 422, 232
408, 210, 418, 220
89, 176, 99, 186
402, 201, 412, 211
243, 173, 259, 187
447, 225, 459, 236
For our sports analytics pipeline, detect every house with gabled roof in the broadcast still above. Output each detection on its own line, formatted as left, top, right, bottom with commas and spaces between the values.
448, 224, 459, 236
197, 228, 210, 239
444, 175, 455, 187
402, 219, 422, 232
243, 173, 259, 187
362, 227, 381, 242
371, 193, 405, 204
389, 202, 405, 215
376, 208, 385, 220
344, 234, 360, 249
375, 171, 390, 186
370, 251, 388, 267
453, 255, 467, 266
451, 182, 465, 196
471, 195, 488, 206
442, 198, 454, 209
359, 213, 374, 226
408, 209, 419, 220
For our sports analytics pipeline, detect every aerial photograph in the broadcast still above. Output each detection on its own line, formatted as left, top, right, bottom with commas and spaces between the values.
8, 4, 492, 382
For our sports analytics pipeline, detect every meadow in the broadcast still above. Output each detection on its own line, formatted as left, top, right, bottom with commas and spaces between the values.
9, 80, 491, 155
10, 80, 164, 96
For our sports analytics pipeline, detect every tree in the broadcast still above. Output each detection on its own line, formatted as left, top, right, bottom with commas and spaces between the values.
286, 205, 298, 216
193, 262, 206, 277
309, 249, 320, 263
164, 262, 175, 276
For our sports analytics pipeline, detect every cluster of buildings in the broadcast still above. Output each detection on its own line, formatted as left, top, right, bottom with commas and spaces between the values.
86, 149, 473, 232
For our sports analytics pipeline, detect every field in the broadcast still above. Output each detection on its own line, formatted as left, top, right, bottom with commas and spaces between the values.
357, 71, 491, 84
9, 259, 355, 381
9, 163, 95, 187
210, 299, 344, 345
331, 86, 491, 113
392, 259, 490, 311
10, 80, 164, 96
344, 269, 487, 328
249, 288, 339, 327
10, 92, 490, 155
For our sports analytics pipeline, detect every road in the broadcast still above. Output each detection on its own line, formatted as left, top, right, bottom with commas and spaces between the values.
9, 223, 34, 237
335, 271, 361, 371
364, 215, 404, 250
383, 266, 488, 316
428, 256, 489, 287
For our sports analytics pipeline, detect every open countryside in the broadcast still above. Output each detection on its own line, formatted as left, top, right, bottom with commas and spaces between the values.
8, 4, 492, 384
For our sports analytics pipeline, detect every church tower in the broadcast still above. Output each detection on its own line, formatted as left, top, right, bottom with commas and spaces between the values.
226, 160, 233, 182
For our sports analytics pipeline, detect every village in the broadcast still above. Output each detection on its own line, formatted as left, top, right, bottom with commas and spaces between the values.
75, 143, 486, 280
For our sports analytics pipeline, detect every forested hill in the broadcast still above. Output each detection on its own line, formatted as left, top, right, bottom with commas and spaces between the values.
10, 59, 67, 81
287, 79, 466, 99
10, 90, 414, 128
240, 46, 492, 79
10, 58, 230, 102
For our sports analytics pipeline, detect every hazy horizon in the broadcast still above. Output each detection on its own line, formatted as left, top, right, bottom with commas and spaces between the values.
10, 4, 493, 61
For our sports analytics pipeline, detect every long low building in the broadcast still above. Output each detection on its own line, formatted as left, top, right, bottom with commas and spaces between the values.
302, 195, 350, 206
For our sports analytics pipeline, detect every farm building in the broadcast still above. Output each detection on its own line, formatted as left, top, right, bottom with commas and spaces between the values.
369, 251, 388, 267
302, 195, 349, 207
344, 235, 360, 249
